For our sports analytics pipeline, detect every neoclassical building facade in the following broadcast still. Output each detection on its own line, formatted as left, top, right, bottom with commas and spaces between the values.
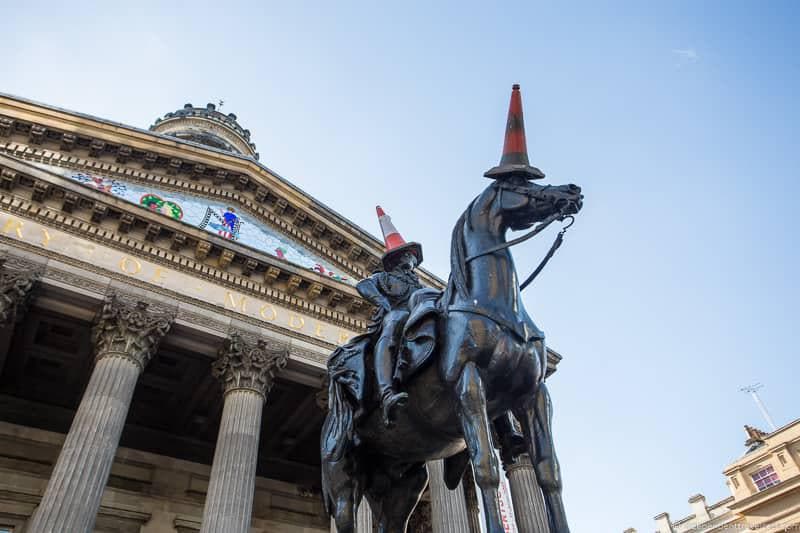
0, 95, 561, 533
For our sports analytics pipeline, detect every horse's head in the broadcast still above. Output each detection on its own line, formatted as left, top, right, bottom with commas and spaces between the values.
493, 176, 583, 231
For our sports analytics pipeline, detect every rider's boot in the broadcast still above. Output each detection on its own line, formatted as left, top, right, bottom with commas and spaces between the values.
374, 336, 408, 427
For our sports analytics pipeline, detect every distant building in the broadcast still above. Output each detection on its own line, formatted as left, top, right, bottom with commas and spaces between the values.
632, 418, 800, 533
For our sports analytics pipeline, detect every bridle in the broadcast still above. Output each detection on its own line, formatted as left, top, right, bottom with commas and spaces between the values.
464, 181, 576, 291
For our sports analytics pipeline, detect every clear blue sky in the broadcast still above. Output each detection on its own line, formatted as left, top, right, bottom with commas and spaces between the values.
2, 1, 798, 530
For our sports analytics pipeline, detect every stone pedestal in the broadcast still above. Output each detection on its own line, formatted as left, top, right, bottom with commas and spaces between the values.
199, 333, 288, 533
27, 296, 173, 533
505, 455, 550, 533
427, 459, 471, 533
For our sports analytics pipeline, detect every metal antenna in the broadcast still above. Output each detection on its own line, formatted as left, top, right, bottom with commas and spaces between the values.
740, 383, 777, 431
218, 99, 225, 110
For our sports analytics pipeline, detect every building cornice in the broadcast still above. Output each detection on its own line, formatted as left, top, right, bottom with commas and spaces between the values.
0, 93, 444, 289
0, 153, 371, 332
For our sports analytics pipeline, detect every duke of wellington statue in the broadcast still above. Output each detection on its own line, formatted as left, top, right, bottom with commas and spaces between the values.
320, 84, 583, 533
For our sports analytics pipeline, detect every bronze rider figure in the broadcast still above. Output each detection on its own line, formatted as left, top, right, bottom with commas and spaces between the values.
357, 206, 423, 427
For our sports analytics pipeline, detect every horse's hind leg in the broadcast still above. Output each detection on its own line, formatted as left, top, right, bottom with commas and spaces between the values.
333, 496, 356, 533
515, 381, 569, 533
455, 361, 504, 533
366, 462, 428, 533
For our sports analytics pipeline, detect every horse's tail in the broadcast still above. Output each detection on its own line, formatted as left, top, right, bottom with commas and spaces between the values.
320, 372, 356, 516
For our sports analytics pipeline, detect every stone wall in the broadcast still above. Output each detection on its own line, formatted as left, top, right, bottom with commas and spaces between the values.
0, 421, 328, 532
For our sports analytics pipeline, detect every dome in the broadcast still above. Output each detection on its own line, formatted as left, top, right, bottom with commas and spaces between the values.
150, 103, 259, 159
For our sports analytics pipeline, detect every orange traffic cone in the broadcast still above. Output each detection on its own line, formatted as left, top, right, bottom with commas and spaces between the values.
484, 84, 545, 180
376, 206, 423, 271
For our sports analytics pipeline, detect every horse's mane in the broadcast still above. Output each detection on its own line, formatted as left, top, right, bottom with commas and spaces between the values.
443, 186, 497, 304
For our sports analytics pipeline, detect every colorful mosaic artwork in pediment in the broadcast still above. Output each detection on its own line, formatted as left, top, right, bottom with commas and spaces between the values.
35, 162, 353, 285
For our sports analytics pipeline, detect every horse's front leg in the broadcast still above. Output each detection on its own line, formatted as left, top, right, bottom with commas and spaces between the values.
515, 379, 569, 533
534, 381, 569, 532
454, 361, 504, 533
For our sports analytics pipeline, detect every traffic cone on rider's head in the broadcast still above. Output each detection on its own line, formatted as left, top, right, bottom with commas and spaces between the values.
484, 84, 545, 180
375, 206, 423, 271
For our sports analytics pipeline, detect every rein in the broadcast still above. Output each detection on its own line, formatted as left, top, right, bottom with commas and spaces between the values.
463, 181, 575, 291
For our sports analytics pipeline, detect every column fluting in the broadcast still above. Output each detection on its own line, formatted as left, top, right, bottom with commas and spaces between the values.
427, 459, 471, 533
27, 296, 173, 533
199, 332, 288, 533
505, 455, 550, 533
357, 499, 373, 532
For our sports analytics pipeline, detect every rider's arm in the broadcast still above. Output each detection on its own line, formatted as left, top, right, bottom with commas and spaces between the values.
357, 274, 392, 312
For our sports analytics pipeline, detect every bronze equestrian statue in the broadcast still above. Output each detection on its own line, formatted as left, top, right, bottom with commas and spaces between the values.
321, 85, 583, 533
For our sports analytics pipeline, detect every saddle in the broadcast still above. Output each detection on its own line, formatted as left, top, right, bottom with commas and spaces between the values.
326, 288, 442, 409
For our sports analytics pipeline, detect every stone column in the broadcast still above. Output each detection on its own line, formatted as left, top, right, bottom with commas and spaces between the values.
505, 455, 550, 533
427, 459, 471, 533
27, 295, 174, 533
357, 500, 373, 532
199, 332, 288, 533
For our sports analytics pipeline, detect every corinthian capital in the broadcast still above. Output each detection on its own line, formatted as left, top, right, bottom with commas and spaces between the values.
92, 295, 175, 370
0, 256, 41, 326
213, 332, 289, 398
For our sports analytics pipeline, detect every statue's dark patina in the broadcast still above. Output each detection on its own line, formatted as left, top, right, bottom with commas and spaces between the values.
321, 85, 583, 533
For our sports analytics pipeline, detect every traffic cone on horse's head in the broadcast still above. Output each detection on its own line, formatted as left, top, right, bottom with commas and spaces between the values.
376, 205, 423, 271
484, 84, 545, 180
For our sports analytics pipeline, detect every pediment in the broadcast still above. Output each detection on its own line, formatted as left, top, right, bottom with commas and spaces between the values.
0, 93, 443, 292
29, 159, 354, 285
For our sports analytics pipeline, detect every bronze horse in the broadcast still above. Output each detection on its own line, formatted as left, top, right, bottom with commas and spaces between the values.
322, 175, 582, 533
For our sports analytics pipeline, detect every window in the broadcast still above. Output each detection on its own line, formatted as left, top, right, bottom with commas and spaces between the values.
0, 527, 13, 533
751, 465, 780, 491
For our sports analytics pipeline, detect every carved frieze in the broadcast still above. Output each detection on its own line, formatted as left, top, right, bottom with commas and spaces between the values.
170, 233, 186, 251
0, 169, 17, 191
29, 125, 46, 145
143, 152, 158, 169
195, 241, 212, 261
212, 332, 289, 397
0, 118, 14, 137
92, 294, 175, 370
89, 139, 106, 157
0, 114, 439, 289
60, 133, 77, 151
116, 146, 132, 164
